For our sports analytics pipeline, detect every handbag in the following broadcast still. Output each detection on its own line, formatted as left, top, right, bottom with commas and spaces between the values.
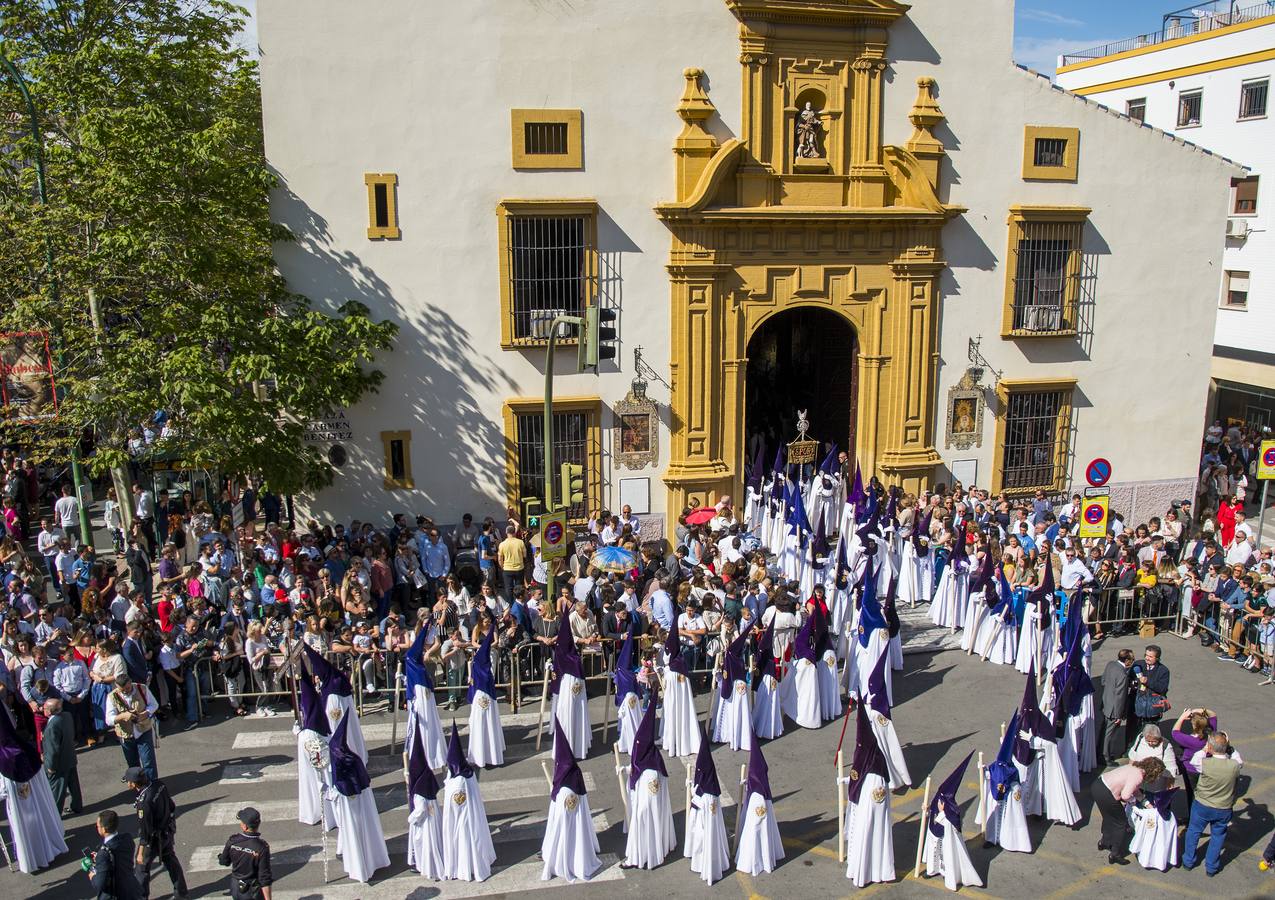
1134, 689, 1170, 719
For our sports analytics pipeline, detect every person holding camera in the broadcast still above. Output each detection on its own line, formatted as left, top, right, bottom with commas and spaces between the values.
86, 810, 143, 899
174, 616, 212, 726
218, 806, 273, 899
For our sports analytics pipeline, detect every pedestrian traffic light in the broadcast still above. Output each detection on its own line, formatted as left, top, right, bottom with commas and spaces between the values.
577, 305, 618, 371
560, 463, 585, 506
522, 497, 542, 530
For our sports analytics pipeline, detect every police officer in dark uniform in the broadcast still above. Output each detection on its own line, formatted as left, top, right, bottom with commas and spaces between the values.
218, 807, 273, 900
123, 766, 189, 898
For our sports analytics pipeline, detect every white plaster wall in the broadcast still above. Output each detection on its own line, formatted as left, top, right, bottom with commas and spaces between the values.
260, 0, 1238, 527
258, 0, 741, 526
1056, 26, 1274, 368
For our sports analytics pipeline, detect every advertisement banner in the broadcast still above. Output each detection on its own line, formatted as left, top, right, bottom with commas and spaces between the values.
0, 332, 58, 421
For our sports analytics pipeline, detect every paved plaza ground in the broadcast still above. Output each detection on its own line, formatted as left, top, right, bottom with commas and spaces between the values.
4, 626, 1274, 900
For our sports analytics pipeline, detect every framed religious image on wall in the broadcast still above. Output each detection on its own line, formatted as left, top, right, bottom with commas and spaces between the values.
945, 380, 984, 451
613, 392, 659, 470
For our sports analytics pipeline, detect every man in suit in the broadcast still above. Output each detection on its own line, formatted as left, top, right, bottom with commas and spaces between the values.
1099, 648, 1134, 765
88, 810, 144, 899
121, 623, 150, 687
42, 698, 81, 815
602, 598, 646, 643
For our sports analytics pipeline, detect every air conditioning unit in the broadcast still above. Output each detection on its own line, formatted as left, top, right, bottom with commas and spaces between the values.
1226, 218, 1250, 239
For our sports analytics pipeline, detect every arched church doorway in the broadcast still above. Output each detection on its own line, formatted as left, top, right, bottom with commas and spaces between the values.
744, 306, 858, 472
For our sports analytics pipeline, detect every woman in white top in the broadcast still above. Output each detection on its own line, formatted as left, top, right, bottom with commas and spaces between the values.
245, 621, 276, 717
1126, 724, 1180, 791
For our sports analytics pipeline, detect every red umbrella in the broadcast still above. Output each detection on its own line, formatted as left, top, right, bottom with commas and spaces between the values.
685, 507, 717, 526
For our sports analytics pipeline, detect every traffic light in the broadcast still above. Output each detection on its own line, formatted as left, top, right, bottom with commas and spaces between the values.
577, 306, 618, 371
559, 463, 585, 507
521, 497, 542, 530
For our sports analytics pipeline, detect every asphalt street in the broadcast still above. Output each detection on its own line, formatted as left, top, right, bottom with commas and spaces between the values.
4, 631, 1274, 900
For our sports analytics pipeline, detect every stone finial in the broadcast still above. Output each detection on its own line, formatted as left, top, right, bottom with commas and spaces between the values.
677, 67, 716, 124
906, 77, 946, 190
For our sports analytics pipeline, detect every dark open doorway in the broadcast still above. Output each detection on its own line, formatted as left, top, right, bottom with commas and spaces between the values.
744, 306, 857, 469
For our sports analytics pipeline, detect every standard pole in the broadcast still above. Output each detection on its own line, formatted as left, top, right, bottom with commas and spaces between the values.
0, 51, 92, 544
544, 322, 557, 608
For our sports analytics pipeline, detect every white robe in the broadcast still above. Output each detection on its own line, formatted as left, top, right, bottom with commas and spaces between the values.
684, 790, 730, 885
843, 771, 894, 887
1128, 805, 1178, 871
295, 726, 336, 828
407, 684, 447, 770
553, 674, 591, 760
1015, 757, 1042, 818
1077, 694, 1097, 773
467, 689, 506, 768
540, 788, 602, 883
792, 658, 823, 729
929, 567, 967, 630
0, 774, 66, 874
660, 671, 701, 758
818, 649, 843, 720
713, 681, 753, 752
846, 630, 891, 702
1059, 715, 1081, 792
333, 785, 390, 883
977, 612, 1017, 666
976, 778, 1032, 853
922, 810, 984, 891
868, 712, 912, 789
1015, 608, 1055, 676
960, 598, 988, 652
623, 769, 676, 868
407, 795, 444, 879
1035, 737, 1081, 826
326, 693, 367, 763
898, 540, 923, 607
442, 772, 496, 881
735, 792, 783, 875
752, 674, 784, 740
616, 692, 642, 755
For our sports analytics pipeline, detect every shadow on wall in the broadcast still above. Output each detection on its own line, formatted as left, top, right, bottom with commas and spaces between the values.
272, 173, 519, 519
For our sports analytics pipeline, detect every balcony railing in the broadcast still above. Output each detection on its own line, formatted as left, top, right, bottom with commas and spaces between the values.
1061, 1, 1275, 67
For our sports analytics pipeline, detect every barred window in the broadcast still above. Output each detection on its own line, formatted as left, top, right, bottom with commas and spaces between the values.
1033, 137, 1068, 167
1178, 90, 1202, 127
1011, 221, 1078, 333
524, 122, 569, 156
1126, 98, 1146, 123
514, 410, 592, 521
1239, 79, 1268, 120
1001, 390, 1066, 492
506, 214, 592, 341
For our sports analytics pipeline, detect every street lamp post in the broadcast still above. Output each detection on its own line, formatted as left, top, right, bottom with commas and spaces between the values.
1, 49, 94, 543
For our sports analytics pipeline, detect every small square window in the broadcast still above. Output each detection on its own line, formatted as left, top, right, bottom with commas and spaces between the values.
524, 122, 569, 156
1240, 79, 1268, 120
1033, 138, 1068, 167
1178, 90, 1202, 127
1223, 271, 1250, 309
510, 109, 583, 169
1126, 98, 1146, 123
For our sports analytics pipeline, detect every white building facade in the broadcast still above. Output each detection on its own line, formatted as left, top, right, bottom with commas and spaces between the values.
259, 0, 1239, 534
1057, 2, 1275, 433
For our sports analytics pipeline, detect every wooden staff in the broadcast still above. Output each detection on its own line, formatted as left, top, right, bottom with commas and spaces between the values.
704, 651, 723, 732
613, 743, 630, 823
912, 775, 932, 878
540, 759, 553, 790
980, 614, 1003, 662
684, 759, 694, 822
731, 762, 748, 856
975, 751, 987, 837
602, 664, 613, 743
836, 749, 846, 863
999, 721, 1007, 743
535, 663, 552, 751
966, 603, 985, 654
389, 662, 403, 755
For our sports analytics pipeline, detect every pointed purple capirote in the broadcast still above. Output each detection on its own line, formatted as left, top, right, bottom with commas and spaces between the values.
0, 703, 41, 782
819, 443, 839, 475
1027, 558, 1056, 633
882, 575, 901, 639
847, 702, 888, 804
551, 717, 588, 800
928, 750, 975, 838
298, 668, 330, 736
720, 625, 751, 700
745, 725, 772, 802
467, 627, 497, 703
693, 725, 722, 797
1014, 667, 1052, 767
614, 620, 639, 706
793, 607, 818, 663
751, 619, 776, 690
857, 558, 887, 648
408, 719, 439, 802
552, 617, 585, 695
304, 642, 352, 699
913, 506, 934, 556
848, 464, 864, 511
988, 710, 1021, 799
665, 611, 689, 677
404, 622, 434, 694
447, 720, 474, 779
628, 692, 667, 790
811, 518, 831, 563
748, 442, 767, 492
330, 710, 370, 797
866, 649, 891, 719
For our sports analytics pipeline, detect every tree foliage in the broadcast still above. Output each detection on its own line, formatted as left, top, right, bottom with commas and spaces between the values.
0, 0, 396, 493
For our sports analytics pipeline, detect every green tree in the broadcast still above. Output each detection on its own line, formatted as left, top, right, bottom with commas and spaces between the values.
0, 0, 396, 494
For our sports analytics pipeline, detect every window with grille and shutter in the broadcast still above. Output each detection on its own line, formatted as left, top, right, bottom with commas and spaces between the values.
510, 109, 583, 169
1233, 176, 1259, 215
502, 397, 601, 523
496, 200, 597, 347
993, 381, 1075, 494
1239, 79, 1268, 120
1222, 271, 1250, 309
1178, 90, 1202, 127
1002, 207, 1091, 337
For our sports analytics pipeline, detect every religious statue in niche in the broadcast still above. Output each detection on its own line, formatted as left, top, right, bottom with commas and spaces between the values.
945, 371, 985, 451
795, 101, 823, 159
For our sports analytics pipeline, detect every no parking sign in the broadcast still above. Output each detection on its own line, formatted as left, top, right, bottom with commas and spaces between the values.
1259, 440, 1275, 480
541, 511, 569, 560
1078, 495, 1109, 539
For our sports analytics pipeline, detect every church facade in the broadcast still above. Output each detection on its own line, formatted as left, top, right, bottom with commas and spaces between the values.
259, 0, 1238, 532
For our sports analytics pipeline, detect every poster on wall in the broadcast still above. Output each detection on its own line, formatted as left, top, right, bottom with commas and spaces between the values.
0, 331, 58, 421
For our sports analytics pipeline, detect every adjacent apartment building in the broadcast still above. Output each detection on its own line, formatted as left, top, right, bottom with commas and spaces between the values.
258, 0, 1240, 532
1057, 1, 1275, 431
